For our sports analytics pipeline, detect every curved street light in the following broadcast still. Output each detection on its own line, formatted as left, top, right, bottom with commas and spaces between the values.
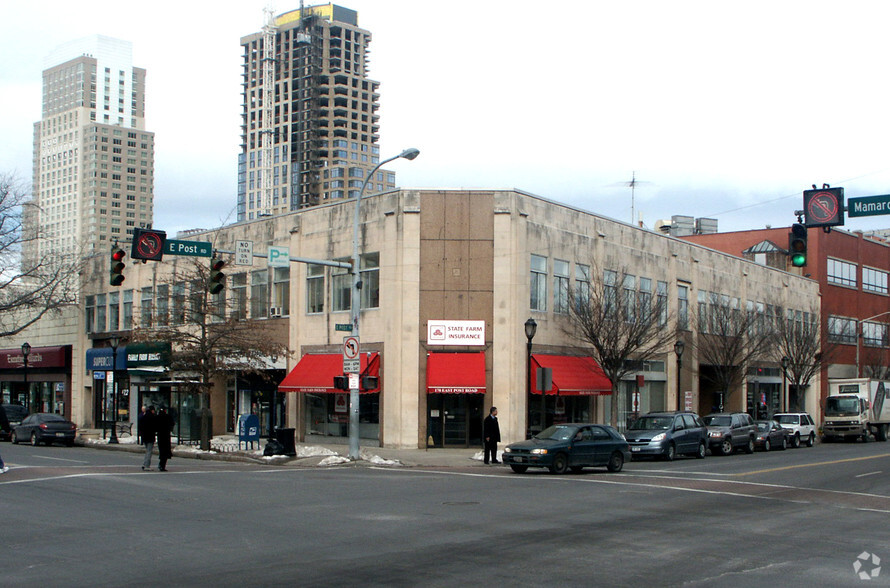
348, 148, 420, 459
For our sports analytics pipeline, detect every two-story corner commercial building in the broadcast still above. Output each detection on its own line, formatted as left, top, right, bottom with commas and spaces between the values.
5, 189, 821, 448
682, 226, 890, 413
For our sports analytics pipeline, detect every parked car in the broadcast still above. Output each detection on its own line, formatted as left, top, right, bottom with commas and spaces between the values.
703, 412, 757, 455
754, 420, 788, 451
12, 413, 77, 446
773, 412, 816, 448
1, 403, 29, 441
625, 411, 708, 460
502, 423, 630, 474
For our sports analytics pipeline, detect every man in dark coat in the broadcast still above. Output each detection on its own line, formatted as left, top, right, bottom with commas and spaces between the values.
0, 405, 9, 473
139, 406, 157, 471
483, 406, 501, 464
156, 407, 174, 471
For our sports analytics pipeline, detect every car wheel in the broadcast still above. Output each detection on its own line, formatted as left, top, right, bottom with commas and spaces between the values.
792, 434, 801, 448
607, 451, 624, 473
30, 431, 39, 446
696, 441, 706, 459
663, 443, 676, 461
763, 439, 771, 452
549, 453, 569, 475
11, 431, 18, 444
509, 464, 528, 474
781, 436, 787, 450
720, 438, 733, 455
806, 433, 815, 447
744, 437, 755, 454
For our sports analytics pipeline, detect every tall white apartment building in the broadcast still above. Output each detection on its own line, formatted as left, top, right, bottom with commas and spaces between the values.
238, 4, 396, 221
30, 35, 154, 260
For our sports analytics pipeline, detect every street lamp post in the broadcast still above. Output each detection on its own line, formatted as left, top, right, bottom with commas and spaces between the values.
674, 340, 685, 411
856, 311, 890, 378
108, 336, 120, 444
21, 342, 31, 410
781, 356, 790, 413
524, 318, 537, 435
348, 148, 419, 460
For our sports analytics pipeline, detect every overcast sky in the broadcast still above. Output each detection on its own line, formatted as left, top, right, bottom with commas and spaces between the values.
3, 1, 890, 236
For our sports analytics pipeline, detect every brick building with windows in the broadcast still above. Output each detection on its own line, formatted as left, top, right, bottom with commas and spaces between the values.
683, 226, 890, 412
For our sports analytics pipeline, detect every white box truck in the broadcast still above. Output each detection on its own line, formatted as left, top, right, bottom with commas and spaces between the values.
823, 379, 890, 442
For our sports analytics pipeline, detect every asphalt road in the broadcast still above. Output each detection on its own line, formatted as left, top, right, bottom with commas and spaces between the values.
1, 439, 889, 587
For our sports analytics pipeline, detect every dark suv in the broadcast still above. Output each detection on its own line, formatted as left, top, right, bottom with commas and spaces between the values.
625, 411, 708, 460
1, 403, 29, 441
703, 412, 757, 455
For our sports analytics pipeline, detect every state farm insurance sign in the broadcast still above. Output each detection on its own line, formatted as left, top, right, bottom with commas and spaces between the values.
427, 320, 485, 346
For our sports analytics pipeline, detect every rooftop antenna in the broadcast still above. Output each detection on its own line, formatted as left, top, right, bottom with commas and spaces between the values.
609, 172, 653, 224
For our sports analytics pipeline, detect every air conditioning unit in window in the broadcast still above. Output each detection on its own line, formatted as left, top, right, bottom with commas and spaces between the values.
269, 307, 283, 318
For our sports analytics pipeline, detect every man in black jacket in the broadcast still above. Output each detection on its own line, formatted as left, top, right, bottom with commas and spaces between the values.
483, 406, 501, 465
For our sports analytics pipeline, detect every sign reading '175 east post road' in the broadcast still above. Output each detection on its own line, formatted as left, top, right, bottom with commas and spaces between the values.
427, 320, 486, 346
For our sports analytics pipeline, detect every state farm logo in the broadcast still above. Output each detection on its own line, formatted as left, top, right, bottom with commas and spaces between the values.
429, 324, 446, 341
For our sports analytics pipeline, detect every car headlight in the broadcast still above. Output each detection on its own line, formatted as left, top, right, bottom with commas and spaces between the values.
530, 448, 549, 455
709, 431, 724, 438
503, 447, 512, 453
651, 433, 666, 442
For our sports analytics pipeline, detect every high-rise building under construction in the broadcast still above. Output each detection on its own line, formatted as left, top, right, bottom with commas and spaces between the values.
238, 3, 395, 221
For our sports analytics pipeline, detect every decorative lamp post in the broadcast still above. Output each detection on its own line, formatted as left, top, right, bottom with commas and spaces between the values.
525, 318, 538, 434
21, 342, 31, 410
781, 356, 790, 413
348, 148, 419, 460
674, 340, 685, 411
108, 336, 120, 444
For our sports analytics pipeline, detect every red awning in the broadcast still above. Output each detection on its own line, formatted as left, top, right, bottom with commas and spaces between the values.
427, 351, 486, 394
279, 353, 380, 393
530, 355, 612, 396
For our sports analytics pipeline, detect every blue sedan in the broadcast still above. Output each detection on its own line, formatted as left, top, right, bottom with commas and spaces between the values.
502, 423, 630, 474
12, 413, 77, 446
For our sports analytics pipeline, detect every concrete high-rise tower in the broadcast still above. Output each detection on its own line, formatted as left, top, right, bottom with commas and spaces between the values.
238, 4, 395, 221
30, 35, 155, 261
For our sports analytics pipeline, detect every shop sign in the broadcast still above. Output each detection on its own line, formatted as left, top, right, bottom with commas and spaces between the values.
126, 342, 172, 367
427, 320, 485, 346
0, 345, 70, 369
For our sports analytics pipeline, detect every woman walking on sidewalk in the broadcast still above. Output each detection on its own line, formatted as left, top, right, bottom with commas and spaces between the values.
139, 406, 157, 471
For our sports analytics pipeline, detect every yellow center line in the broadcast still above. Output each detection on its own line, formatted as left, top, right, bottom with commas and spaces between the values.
732, 452, 890, 477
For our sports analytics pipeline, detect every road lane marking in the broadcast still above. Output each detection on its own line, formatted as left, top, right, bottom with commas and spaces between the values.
731, 452, 890, 477
33, 456, 89, 464
855, 471, 882, 478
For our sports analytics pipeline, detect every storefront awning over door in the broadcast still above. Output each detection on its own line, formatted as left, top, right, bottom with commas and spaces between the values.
278, 352, 379, 393
427, 351, 486, 394
530, 355, 612, 396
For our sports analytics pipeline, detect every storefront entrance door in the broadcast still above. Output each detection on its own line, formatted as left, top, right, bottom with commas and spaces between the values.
427, 394, 483, 448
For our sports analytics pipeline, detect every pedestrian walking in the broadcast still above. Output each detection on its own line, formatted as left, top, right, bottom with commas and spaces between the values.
483, 406, 501, 464
156, 407, 174, 471
0, 405, 9, 474
139, 405, 157, 471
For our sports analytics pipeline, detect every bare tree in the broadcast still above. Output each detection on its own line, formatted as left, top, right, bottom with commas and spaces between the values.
859, 346, 890, 380
0, 173, 80, 338
567, 267, 677, 428
692, 297, 775, 412
131, 258, 289, 450
775, 309, 837, 410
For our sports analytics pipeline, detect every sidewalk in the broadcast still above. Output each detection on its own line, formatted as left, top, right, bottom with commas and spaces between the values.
77, 430, 494, 469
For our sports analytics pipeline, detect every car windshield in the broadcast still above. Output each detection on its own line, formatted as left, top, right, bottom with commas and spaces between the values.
629, 416, 671, 431
535, 425, 578, 441
825, 397, 861, 417
775, 415, 799, 425
756, 422, 771, 432
704, 416, 731, 427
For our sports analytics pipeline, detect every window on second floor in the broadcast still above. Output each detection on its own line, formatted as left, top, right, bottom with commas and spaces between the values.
828, 315, 856, 345
863, 267, 888, 295
827, 258, 857, 288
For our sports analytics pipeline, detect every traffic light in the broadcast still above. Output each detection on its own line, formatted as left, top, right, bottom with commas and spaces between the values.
109, 245, 126, 286
333, 375, 349, 390
361, 375, 379, 391
209, 256, 226, 294
788, 223, 808, 267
